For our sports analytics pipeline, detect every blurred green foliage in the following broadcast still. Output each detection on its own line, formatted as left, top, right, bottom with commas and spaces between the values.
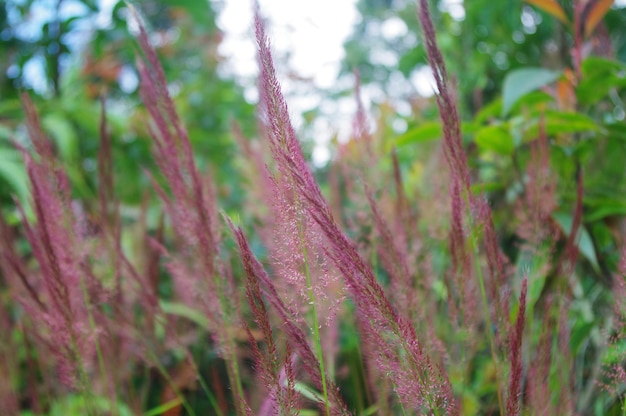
347, 0, 626, 275
343, 3, 626, 412
0, 0, 255, 212
343, 0, 626, 114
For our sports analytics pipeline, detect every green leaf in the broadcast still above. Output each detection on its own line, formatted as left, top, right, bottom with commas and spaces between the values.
577, 58, 626, 105
0, 149, 29, 201
0, 124, 13, 141
460, 390, 481, 416
293, 381, 324, 403
470, 182, 505, 194
586, 205, 626, 222
521, 110, 600, 140
362, 405, 380, 416
543, 111, 600, 135
582, 56, 626, 77
605, 122, 626, 142
507, 91, 554, 116
395, 121, 480, 148
474, 98, 502, 124
395, 122, 442, 146
41, 114, 78, 161
570, 321, 595, 354
159, 300, 211, 329
160, 0, 215, 26
144, 398, 183, 416
48, 394, 133, 416
552, 212, 600, 272
517, 250, 549, 311
584, 196, 626, 222
431, 279, 448, 300
474, 124, 514, 155
502, 68, 561, 116
603, 338, 626, 365
65, 165, 94, 200
398, 49, 426, 77
0, 99, 22, 117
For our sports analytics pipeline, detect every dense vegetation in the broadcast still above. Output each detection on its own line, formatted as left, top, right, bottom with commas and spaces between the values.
1, 0, 626, 414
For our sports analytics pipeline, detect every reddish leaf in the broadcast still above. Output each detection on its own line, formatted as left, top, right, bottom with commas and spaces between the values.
584, 0, 614, 38
525, 0, 570, 24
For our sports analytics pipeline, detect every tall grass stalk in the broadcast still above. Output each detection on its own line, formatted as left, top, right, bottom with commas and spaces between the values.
467, 204, 504, 414
132, 5, 249, 412
78, 274, 117, 416
298, 217, 331, 416
70, 337, 96, 416
145, 348, 197, 416
195, 364, 225, 416
217, 288, 247, 414
416, 0, 509, 411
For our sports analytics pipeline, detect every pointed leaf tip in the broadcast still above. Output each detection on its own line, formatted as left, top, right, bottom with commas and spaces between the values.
584, 0, 614, 38
524, 0, 570, 25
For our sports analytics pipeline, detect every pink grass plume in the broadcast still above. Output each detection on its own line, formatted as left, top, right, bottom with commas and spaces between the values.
254, 5, 457, 412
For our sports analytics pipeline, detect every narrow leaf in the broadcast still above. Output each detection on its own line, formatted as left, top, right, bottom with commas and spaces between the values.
143, 398, 183, 416
293, 382, 325, 403
584, 0, 614, 38
159, 300, 211, 329
524, 0, 570, 24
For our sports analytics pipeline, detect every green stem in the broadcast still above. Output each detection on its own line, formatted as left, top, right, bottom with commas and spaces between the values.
146, 348, 197, 416
80, 274, 118, 415
196, 370, 224, 416
298, 217, 330, 416
466, 199, 505, 416
226, 329, 246, 414
372, 239, 439, 415
69, 329, 95, 416
216, 282, 246, 415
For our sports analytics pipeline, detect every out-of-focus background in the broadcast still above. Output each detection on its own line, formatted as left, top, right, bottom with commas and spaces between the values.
3, 0, 624, 209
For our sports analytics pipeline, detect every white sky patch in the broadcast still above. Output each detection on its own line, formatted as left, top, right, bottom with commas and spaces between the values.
59, 1, 89, 19
96, 0, 118, 27
381, 16, 408, 40
217, 0, 359, 166
440, 0, 465, 21
410, 66, 437, 97
23, 55, 48, 92
218, 0, 358, 87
